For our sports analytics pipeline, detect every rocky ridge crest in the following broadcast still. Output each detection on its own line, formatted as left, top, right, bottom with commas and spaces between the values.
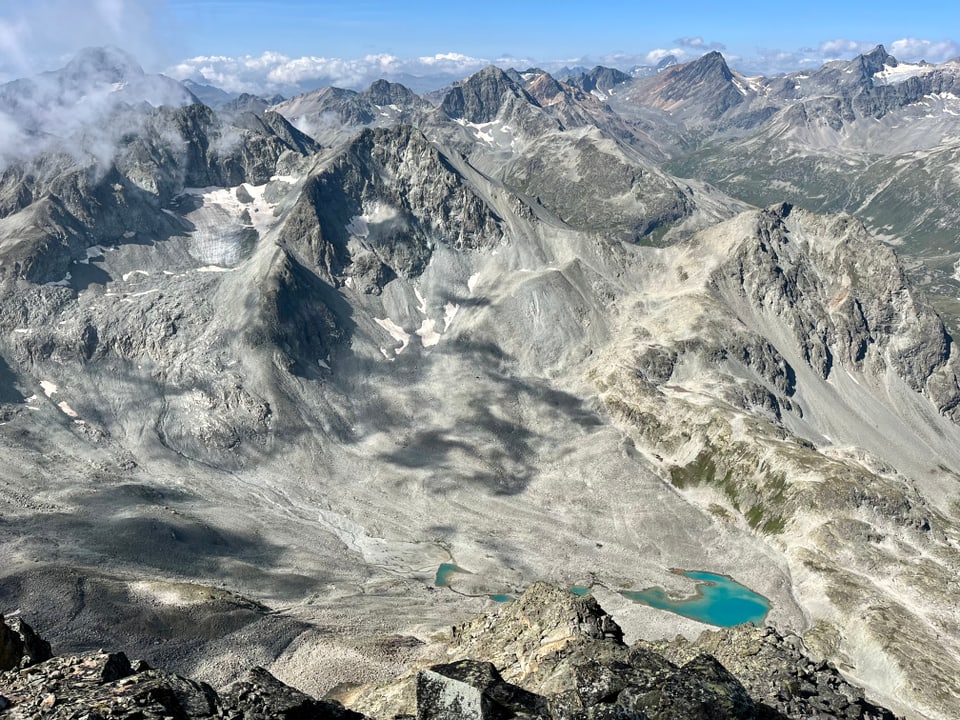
1, 587, 900, 720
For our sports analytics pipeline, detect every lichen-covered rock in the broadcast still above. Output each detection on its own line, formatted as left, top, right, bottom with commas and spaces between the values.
449, 582, 624, 684
417, 660, 548, 719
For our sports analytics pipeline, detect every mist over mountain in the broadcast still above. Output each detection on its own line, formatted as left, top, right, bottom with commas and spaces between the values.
2, 43, 960, 720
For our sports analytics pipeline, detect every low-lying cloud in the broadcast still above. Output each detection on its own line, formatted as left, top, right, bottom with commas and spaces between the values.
167, 51, 534, 95
0, 0, 168, 82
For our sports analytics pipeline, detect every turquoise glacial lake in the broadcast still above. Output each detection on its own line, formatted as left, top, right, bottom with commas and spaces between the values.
621, 570, 770, 627
435, 563, 469, 587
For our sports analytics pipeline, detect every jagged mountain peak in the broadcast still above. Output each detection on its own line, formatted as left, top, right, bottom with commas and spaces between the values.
656, 54, 679, 69
362, 78, 420, 106
628, 55, 680, 78
440, 64, 540, 123
570, 65, 632, 94
852, 44, 899, 79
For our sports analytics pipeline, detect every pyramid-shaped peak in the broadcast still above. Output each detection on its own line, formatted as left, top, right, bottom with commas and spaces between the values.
858, 44, 898, 73
456, 65, 523, 90
673, 51, 734, 83
865, 44, 892, 61
656, 55, 679, 70
699, 51, 731, 69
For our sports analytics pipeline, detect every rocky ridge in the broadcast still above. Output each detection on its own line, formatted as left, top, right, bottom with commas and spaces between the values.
1, 587, 900, 720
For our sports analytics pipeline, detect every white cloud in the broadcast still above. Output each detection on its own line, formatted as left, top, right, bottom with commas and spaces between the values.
674, 37, 726, 51
817, 38, 875, 57
0, 0, 166, 81
642, 48, 689, 65
167, 50, 511, 94
889, 38, 960, 63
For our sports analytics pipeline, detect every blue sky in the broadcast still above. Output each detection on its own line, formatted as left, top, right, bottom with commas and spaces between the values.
162, 0, 957, 63
1, 0, 959, 91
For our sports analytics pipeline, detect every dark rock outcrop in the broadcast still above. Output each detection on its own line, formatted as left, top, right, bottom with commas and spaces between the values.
221, 666, 365, 719
0, 648, 363, 720
416, 660, 549, 719
568, 66, 633, 95
278, 124, 503, 285
0, 613, 51, 671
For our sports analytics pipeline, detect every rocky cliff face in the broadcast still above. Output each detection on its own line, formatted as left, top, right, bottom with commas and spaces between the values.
0, 645, 362, 720
590, 203, 960, 718
0, 102, 316, 284
279, 124, 504, 286
440, 66, 541, 124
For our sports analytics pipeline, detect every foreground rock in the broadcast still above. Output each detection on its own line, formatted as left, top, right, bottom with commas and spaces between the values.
354, 583, 900, 719
0, 615, 362, 720
0, 613, 51, 671
1, 586, 900, 719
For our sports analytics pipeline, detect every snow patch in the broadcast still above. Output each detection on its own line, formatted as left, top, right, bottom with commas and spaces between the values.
415, 288, 428, 315
40, 381, 58, 397
455, 117, 504, 144
415, 318, 441, 347
346, 215, 368, 238
873, 63, 929, 85
468, 273, 481, 293
121, 289, 161, 301
122, 270, 149, 282
196, 265, 233, 273
58, 401, 79, 418
374, 317, 411, 355
443, 302, 460, 330
181, 182, 283, 266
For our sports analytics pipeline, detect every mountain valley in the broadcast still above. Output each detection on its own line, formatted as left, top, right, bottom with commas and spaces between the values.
1, 44, 960, 719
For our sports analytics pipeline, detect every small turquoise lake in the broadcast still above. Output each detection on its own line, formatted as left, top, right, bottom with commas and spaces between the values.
621, 570, 770, 627
435, 563, 469, 587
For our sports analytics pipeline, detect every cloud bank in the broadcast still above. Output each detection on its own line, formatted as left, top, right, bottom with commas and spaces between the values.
164, 35, 960, 96
166, 51, 539, 95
